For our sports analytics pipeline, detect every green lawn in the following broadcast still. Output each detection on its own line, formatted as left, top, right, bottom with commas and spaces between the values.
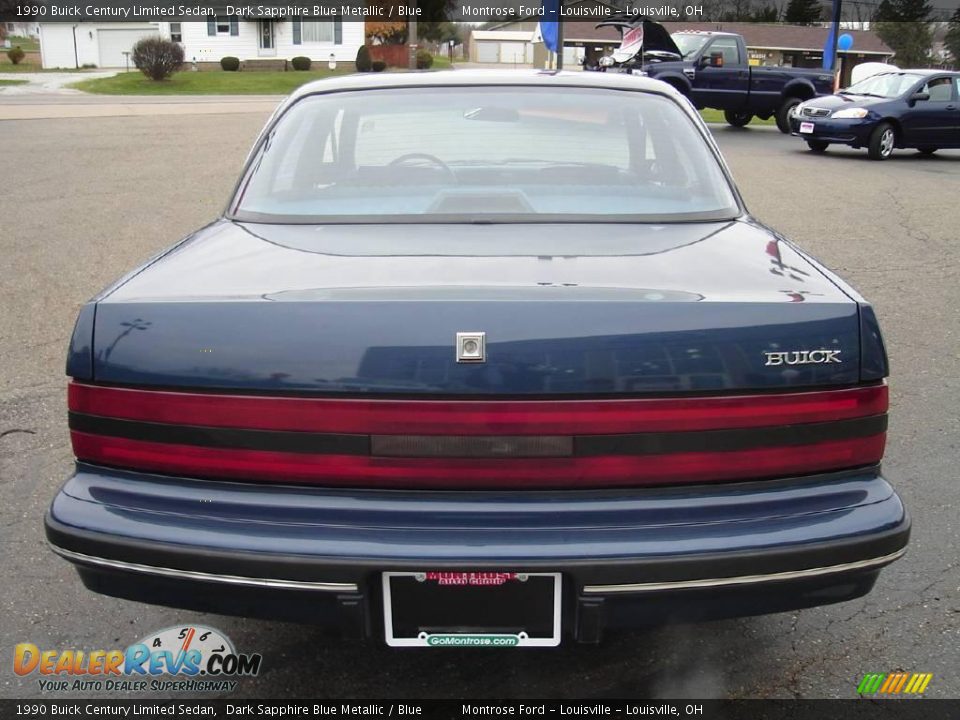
0, 78, 28, 86
0, 63, 97, 73
699, 108, 775, 126
71, 56, 455, 95
70, 68, 361, 95
4, 35, 39, 51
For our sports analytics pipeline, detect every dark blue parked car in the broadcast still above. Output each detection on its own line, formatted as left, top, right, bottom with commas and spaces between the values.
791, 69, 960, 159
48, 71, 908, 646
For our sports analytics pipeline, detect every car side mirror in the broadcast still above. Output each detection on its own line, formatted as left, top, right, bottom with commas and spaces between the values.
909, 92, 930, 104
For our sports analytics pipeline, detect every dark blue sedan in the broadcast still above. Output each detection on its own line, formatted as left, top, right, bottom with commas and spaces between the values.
47, 71, 908, 646
791, 69, 960, 160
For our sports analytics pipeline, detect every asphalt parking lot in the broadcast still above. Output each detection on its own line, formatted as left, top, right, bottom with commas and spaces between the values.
1, 108, 958, 700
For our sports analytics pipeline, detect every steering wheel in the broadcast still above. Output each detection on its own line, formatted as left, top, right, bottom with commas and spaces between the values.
388, 152, 456, 179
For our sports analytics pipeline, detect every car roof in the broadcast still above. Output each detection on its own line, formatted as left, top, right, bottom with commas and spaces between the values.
288, 69, 686, 104
895, 69, 958, 76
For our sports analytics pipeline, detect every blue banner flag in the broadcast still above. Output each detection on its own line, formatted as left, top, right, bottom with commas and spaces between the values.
540, 0, 560, 53
822, 26, 836, 70
822, 0, 843, 70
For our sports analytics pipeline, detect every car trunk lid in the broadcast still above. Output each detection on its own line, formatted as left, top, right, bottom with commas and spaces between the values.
89, 219, 861, 395
70, 220, 885, 489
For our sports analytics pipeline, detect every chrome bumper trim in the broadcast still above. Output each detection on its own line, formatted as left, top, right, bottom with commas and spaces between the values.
582, 548, 906, 594
49, 544, 359, 593
52, 544, 906, 597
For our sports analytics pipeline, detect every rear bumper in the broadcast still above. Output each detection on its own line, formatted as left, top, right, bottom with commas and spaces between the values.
46, 463, 909, 642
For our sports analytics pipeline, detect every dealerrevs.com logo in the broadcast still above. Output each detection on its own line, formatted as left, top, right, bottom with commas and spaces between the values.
14, 625, 262, 693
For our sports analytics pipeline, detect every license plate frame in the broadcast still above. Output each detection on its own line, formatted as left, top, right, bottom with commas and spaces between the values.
382, 571, 562, 648
800, 121, 815, 134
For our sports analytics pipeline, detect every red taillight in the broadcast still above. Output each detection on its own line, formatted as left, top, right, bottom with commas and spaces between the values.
70, 432, 885, 489
68, 382, 887, 489
68, 382, 887, 435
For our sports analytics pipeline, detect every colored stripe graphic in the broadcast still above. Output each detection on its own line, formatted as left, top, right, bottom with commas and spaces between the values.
879, 673, 898, 693
909, 674, 933, 694
858, 673, 932, 695
858, 674, 886, 694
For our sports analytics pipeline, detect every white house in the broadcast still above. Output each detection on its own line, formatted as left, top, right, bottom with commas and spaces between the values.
40, 23, 160, 69
39, 20, 363, 69
3, 21, 41, 39
158, 20, 363, 67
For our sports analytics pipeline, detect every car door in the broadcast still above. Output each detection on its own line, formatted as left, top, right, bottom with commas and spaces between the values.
900, 76, 956, 147
951, 77, 960, 147
693, 37, 749, 111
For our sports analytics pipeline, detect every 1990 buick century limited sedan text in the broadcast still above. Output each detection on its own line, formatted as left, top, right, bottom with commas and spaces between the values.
47, 71, 909, 647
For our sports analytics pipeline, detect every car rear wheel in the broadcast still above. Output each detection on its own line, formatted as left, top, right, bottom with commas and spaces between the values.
806, 140, 829, 153
868, 123, 895, 161
776, 97, 802, 134
918, 147, 938, 155
724, 110, 753, 128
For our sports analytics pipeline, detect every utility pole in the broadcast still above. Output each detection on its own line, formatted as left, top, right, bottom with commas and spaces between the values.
828, 0, 842, 70
554, 6, 564, 70
827, 0, 842, 90
408, 13, 418, 70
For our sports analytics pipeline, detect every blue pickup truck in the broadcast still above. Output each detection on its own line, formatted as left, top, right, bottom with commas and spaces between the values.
592, 17, 836, 132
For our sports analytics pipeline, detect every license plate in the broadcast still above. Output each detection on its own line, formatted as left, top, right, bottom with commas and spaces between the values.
382, 571, 561, 647
800, 122, 815, 134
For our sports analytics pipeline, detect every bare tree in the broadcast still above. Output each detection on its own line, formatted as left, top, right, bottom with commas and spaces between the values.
698, 0, 732, 21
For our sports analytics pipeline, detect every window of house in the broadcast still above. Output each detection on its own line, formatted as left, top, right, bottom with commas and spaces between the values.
170, 23, 182, 43
301, 21, 334, 43
207, 18, 238, 36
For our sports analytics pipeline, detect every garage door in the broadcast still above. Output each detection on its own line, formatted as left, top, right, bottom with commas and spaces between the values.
476, 42, 499, 64
40, 25, 78, 69
499, 42, 527, 64
98, 28, 159, 68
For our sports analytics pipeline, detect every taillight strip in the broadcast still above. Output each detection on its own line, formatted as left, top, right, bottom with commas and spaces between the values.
70, 431, 886, 489
68, 382, 889, 488
68, 412, 887, 458
69, 382, 888, 436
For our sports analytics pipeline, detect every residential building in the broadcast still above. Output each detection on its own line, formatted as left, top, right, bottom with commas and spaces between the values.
38, 20, 364, 69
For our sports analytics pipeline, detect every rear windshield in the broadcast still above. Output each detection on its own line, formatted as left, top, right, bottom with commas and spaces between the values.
233, 86, 740, 224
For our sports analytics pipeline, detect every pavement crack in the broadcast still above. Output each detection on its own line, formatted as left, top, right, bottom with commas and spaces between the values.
885, 189, 945, 251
